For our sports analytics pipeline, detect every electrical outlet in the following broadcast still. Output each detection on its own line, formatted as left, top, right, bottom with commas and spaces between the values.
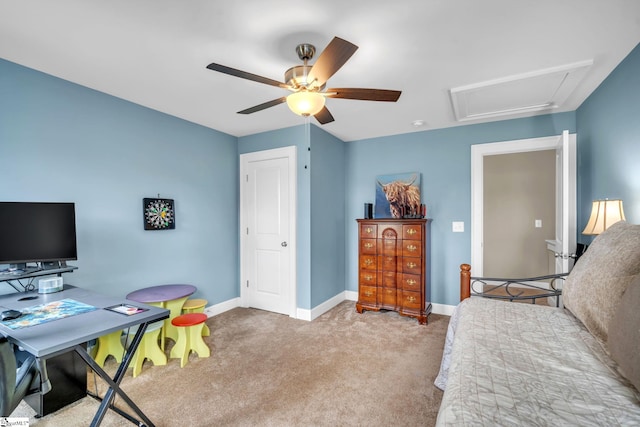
535, 219, 542, 228
452, 221, 464, 232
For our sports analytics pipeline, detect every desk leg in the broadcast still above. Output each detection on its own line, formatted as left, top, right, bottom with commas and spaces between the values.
75, 322, 155, 427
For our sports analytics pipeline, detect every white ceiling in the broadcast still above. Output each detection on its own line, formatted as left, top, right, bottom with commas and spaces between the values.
1, 1, 640, 142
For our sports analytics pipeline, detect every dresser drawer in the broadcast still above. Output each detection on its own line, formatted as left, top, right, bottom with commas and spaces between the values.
401, 273, 421, 291
401, 291, 422, 311
380, 287, 397, 306
402, 239, 422, 257
359, 285, 377, 304
379, 255, 398, 272
360, 224, 377, 239
379, 224, 403, 239
403, 224, 422, 240
380, 238, 399, 256
379, 271, 397, 287
360, 255, 377, 271
359, 270, 377, 286
401, 257, 421, 275
360, 238, 377, 255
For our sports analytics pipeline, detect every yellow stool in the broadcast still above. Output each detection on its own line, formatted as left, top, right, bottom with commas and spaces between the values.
126, 321, 167, 377
182, 298, 210, 336
170, 313, 210, 368
93, 330, 125, 368
162, 296, 190, 351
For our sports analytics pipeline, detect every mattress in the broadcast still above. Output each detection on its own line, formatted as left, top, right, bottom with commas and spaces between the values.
435, 297, 640, 426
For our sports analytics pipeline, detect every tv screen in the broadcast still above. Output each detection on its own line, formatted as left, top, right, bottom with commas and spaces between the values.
0, 202, 78, 267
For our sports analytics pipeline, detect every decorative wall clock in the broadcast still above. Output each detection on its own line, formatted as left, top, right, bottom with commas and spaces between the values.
143, 198, 175, 230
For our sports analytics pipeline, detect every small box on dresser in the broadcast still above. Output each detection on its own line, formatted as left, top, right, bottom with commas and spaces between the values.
356, 218, 432, 324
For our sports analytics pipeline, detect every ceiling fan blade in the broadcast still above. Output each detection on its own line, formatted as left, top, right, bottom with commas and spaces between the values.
307, 37, 358, 87
238, 97, 287, 114
326, 88, 402, 102
206, 63, 288, 89
314, 106, 335, 125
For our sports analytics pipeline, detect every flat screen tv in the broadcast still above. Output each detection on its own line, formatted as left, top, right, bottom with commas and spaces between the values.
0, 202, 77, 270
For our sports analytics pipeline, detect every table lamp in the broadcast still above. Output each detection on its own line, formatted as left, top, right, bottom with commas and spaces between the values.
582, 199, 626, 235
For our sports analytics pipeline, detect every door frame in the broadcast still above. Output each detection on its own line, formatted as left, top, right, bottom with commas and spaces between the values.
239, 146, 298, 318
471, 133, 576, 278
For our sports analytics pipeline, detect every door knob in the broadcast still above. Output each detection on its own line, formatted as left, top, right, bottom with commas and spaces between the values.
554, 252, 576, 260
281, 241, 288, 247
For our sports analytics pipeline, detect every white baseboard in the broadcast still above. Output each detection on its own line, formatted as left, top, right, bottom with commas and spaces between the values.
431, 303, 456, 316
202, 294, 346, 322
308, 291, 456, 319
309, 292, 348, 320
296, 307, 311, 321
202, 294, 456, 320
203, 297, 241, 318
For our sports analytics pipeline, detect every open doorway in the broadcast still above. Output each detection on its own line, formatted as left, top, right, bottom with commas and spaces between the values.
471, 132, 576, 279
483, 150, 556, 277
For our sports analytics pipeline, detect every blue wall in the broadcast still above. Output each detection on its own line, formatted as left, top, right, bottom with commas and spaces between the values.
576, 42, 640, 243
310, 125, 346, 307
345, 113, 576, 306
0, 59, 239, 304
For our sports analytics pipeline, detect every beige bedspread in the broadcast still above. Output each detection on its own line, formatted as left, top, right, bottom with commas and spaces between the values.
435, 297, 640, 426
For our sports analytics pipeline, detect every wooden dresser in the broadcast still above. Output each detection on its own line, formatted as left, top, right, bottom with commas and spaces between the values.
356, 218, 431, 324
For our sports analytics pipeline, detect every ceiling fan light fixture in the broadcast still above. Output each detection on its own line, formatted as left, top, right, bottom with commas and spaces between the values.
286, 91, 325, 117
285, 65, 312, 88
207, 36, 401, 124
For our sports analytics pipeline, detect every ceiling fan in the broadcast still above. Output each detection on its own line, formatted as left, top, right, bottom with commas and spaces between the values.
206, 36, 402, 125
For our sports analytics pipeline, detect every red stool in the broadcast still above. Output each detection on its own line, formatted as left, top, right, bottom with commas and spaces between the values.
182, 298, 210, 336
170, 313, 210, 367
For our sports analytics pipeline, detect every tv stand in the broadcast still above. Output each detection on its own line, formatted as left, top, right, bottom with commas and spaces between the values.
8, 262, 28, 271
41, 261, 68, 270
0, 265, 77, 292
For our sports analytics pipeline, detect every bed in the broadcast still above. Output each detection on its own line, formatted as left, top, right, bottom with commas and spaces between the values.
435, 221, 640, 426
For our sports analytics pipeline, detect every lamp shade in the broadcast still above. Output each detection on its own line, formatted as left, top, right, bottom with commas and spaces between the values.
582, 199, 626, 235
286, 91, 325, 117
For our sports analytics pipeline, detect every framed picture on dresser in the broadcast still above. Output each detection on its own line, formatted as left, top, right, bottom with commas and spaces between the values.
374, 172, 421, 218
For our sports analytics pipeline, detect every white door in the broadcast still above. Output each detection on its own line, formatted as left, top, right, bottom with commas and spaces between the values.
552, 130, 577, 274
240, 146, 297, 317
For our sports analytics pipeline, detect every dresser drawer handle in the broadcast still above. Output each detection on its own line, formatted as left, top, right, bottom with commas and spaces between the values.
364, 259, 374, 266
407, 262, 417, 269
407, 296, 417, 303
364, 274, 374, 281
365, 227, 373, 234
364, 242, 374, 249
386, 289, 394, 295
364, 291, 373, 297
406, 228, 417, 235
406, 279, 417, 286
406, 244, 417, 252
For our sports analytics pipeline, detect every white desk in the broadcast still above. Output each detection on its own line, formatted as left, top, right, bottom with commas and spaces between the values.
0, 285, 169, 426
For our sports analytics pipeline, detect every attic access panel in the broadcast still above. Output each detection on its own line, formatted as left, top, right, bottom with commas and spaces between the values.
450, 60, 593, 121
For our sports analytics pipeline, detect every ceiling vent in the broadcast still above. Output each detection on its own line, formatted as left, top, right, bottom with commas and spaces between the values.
450, 60, 593, 122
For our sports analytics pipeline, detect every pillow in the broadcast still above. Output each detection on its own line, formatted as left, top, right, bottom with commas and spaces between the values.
563, 221, 640, 342
608, 274, 640, 391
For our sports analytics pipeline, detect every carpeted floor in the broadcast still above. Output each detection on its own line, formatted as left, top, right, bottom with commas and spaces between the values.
12, 300, 448, 426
